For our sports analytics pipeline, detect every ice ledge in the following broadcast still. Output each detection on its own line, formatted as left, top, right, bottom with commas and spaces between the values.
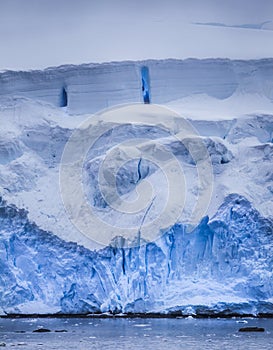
1, 58, 273, 114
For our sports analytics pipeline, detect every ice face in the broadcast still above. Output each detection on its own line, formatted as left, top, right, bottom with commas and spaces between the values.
0, 59, 273, 316
1, 59, 273, 114
0, 193, 272, 316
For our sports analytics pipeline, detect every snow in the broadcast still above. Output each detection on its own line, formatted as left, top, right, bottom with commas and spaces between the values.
1, 0, 273, 70
167, 93, 273, 121
0, 58, 272, 315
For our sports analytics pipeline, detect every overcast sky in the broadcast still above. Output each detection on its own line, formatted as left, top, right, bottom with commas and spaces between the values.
0, 0, 273, 70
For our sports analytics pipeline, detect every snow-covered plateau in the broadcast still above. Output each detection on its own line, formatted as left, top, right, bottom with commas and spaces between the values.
0, 59, 272, 316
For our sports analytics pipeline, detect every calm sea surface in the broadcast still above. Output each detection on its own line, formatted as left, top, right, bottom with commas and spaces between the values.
0, 317, 273, 349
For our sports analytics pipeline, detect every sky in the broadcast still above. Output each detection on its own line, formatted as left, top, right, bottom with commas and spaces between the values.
0, 0, 273, 70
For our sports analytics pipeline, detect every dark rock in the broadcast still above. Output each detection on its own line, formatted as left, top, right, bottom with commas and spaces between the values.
33, 328, 51, 333
0, 343, 6, 347
54, 330, 68, 333
239, 327, 265, 332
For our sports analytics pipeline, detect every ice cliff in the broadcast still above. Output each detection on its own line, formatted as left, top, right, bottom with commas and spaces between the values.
0, 194, 273, 316
1, 58, 273, 114
0, 59, 273, 315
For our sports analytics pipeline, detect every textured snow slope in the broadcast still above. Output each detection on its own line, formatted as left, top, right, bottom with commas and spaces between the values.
0, 59, 272, 315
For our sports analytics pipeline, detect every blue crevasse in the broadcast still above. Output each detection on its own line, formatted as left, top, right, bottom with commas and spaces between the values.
0, 194, 272, 316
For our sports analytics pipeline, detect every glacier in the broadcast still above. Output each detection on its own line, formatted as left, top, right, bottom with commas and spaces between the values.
1, 194, 273, 316
0, 59, 273, 316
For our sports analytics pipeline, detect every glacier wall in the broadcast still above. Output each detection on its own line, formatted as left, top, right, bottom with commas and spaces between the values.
1, 195, 273, 316
1, 59, 273, 114
0, 58, 273, 316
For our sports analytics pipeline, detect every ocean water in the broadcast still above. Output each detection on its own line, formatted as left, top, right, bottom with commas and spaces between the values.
0, 317, 272, 349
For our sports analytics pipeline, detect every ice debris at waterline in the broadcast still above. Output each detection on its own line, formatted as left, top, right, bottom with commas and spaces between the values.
0, 195, 272, 316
